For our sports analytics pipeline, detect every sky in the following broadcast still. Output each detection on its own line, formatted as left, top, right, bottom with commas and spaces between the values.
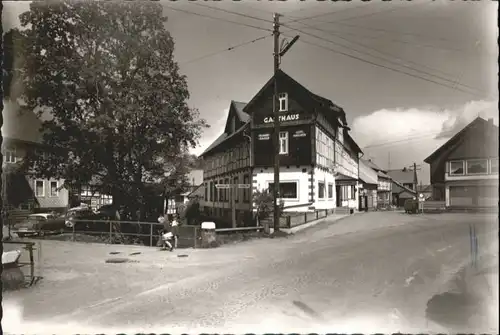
2, 0, 498, 184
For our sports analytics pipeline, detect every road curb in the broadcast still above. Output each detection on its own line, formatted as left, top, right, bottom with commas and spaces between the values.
281, 214, 351, 234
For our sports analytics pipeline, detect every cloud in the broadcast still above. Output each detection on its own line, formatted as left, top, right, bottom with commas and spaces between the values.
350, 99, 498, 184
351, 99, 498, 149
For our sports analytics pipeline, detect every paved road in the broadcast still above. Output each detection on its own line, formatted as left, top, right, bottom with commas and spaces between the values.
3, 211, 498, 334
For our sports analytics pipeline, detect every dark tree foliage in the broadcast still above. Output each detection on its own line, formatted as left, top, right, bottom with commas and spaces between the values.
12, 0, 207, 219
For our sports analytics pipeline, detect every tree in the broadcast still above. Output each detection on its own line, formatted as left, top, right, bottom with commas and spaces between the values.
11, 0, 208, 219
253, 189, 284, 225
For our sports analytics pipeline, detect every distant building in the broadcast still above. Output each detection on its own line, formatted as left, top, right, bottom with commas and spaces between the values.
387, 168, 418, 191
424, 117, 498, 209
391, 179, 417, 207
362, 159, 392, 208
358, 159, 378, 211
199, 70, 363, 226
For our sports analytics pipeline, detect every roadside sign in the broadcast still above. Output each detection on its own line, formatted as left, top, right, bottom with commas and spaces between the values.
238, 184, 251, 189
216, 184, 230, 189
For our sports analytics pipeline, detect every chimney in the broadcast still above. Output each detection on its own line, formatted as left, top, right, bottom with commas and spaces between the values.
488, 118, 494, 124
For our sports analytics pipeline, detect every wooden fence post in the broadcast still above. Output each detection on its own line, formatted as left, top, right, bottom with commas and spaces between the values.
287, 216, 291, 229
149, 223, 153, 247
316, 211, 319, 219
304, 212, 307, 224
72, 220, 75, 242
109, 220, 112, 244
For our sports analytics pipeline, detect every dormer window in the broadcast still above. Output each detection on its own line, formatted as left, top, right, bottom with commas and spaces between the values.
278, 93, 288, 112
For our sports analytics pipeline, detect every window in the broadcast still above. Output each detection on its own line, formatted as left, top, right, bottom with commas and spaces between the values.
318, 182, 325, 199
337, 127, 344, 144
34, 180, 45, 197
268, 182, 298, 199
341, 186, 348, 200
219, 179, 224, 201
234, 176, 239, 203
205, 182, 208, 201
214, 181, 218, 202
278, 92, 288, 112
350, 185, 356, 200
4, 148, 17, 163
449, 160, 465, 175
209, 181, 214, 201
466, 159, 488, 175
243, 174, 250, 202
491, 158, 498, 174
224, 178, 230, 202
279, 132, 289, 155
328, 183, 333, 199
50, 181, 59, 197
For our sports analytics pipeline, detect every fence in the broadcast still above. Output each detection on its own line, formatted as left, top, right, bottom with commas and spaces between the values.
3, 240, 43, 288
259, 208, 349, 230
67, 219, 202, 248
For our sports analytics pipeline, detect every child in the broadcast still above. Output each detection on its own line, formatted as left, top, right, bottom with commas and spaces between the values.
171, 216, 180, 249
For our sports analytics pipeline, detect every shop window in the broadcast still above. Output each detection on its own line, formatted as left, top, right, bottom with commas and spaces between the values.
269, 182, 298, 200
328, 183, 333, 199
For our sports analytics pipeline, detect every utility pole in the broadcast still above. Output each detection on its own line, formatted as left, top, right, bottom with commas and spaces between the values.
408, 162, 421, 191
272, 13, 281, 233
271, 13, 299, 234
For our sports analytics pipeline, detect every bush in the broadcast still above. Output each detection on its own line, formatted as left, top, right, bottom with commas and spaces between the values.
253, 189, 284, 221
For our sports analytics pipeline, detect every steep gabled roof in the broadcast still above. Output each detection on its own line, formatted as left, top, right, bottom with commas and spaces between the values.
232, 101, 249, 122
362, 158, 386, 173
243, 70, 345, 118
424, 117, 497, 164
200, 121, 249, 157
392, 179, 417, 196
387, 168, 415, 184
2, 101, 43, 144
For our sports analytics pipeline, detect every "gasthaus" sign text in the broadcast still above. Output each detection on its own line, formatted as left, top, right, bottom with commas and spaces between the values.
263, 113, 300, 124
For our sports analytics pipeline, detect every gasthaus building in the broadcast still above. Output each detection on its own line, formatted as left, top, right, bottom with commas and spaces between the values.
199, 70, 363, 225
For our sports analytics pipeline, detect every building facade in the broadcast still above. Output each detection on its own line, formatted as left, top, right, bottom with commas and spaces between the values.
200, 70, 363, 226
424, 117, 499, 209
2, 104, 69, 212
358, 159, 378, 211
362, 159, 392, 208
200, 100, 253, 226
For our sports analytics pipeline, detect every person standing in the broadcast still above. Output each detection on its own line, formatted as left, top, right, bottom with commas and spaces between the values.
170, 215, 180, 249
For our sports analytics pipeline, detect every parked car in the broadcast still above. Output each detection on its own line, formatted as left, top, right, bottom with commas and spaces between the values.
65, 206, 99, 228
14, 213, 66, 237
96, 204, 123, 220
404, 198, 419, 214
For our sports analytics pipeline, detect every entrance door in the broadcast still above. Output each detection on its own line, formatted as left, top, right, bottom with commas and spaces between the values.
336, 185, 342, 207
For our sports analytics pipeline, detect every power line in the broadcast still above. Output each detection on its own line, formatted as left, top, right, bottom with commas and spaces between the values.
163, 4, 272, 33
282, 3, 372, 24
319, 1, 428, 24
361, 129, 451, 150
284, 31, 487, 98
316, 22, 495, 59
179, 34, 272, 66
283, 21, 481, 92
328, 21, 461, 46
188, 2, 273, 24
